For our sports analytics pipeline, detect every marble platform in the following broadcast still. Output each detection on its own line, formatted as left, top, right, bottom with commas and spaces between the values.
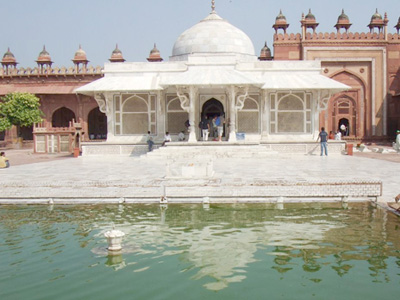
81, 141, 346, 157
1, 147, 395, 204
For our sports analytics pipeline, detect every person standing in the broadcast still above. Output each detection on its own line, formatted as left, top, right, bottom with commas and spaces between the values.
0, 152, 10, 168
217, 114, 224, 141
146, 131, 154, 152
317, 127, 328, 156
394, 130, 400, 152
340, 124, 346, 136
211, 116, 218, 140
335, 130, 342, 141
199, 116, 210, 141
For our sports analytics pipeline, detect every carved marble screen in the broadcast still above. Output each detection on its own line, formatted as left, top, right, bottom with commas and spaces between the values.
113, 94, 156, 135
270, 92, 312, 134
166, 95, 188, 134
237, 95, 260, 133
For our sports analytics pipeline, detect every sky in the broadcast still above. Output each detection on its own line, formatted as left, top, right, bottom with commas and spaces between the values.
1, 0, 399, 68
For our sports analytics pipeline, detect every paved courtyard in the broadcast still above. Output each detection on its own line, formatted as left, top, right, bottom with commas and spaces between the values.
1, 146, 399, 209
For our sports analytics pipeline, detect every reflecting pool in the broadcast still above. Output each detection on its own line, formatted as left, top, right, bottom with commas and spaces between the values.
1, 203, 400, 299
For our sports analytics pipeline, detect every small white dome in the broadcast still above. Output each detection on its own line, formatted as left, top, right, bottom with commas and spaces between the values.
171, 12, 255, 60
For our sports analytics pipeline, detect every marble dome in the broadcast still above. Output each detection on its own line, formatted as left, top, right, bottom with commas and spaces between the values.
171, 12, 255, 60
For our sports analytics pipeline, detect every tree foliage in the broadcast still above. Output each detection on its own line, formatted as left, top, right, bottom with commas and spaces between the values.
0, 92, 43, 135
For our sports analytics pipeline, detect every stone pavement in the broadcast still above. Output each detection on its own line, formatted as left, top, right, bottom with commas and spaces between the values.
0, 147, 399, 209
0, 148, 72, 166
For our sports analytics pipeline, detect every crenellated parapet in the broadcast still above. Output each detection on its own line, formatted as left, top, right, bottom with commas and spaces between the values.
274, 33, 302, 42
272, 9, 400, 46
304, 31, 386, 41
274, 32, 400, 43
0, 45, 113, 77
0, 65, 103, 77
388, 33, 400, 42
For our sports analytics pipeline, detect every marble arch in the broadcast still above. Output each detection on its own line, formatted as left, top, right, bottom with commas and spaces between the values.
327, 71, 367, 137
52, 107, 76, 128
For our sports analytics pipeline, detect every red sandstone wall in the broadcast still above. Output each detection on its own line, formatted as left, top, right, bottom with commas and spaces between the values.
273, 29, 400, 139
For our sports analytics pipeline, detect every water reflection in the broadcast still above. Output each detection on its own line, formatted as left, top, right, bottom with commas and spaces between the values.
1, 203, 400, 293
105, 254, 126, 271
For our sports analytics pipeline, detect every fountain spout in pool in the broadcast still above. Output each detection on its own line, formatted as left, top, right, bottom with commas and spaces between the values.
104, 228, 125, 252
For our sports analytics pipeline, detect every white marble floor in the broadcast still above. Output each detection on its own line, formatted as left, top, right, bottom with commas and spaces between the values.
1, 153, 398, 204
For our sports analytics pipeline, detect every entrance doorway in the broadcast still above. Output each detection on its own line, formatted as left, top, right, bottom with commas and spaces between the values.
88, 107, 107, 140
201, 98, 225, 139
338, 118, 349, 137
331, 97, 356, 137
20, 126, 33, 140
201, 98, 224, 118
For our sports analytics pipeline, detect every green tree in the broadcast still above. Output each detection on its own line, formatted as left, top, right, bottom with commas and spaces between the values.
0, 92, 43, 138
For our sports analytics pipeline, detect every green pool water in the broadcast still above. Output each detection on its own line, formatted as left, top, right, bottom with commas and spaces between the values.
1, 203, 399, 300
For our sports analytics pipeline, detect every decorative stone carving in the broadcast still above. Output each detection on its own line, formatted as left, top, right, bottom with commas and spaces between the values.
236, 87, 249, 111
94, 93, 109, 114
176, 87, 190, 112
317, 90, 333, 112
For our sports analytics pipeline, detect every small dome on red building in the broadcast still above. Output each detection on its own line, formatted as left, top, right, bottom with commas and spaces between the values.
273, 10, 289, 33
36, 45, 53, 64
371, 9, 383, 21
258, 42, 272, 61
337, 9, 350, 23
301, 9, 319, 32
275, 10, 287, 23
72, 45, 89, 63
147, 44, 163, 62
109, 44, 125, 63
2, 47, 17, 64
305, 9, 316, 20
335, 9, 352, 32
368, 9, 387, 33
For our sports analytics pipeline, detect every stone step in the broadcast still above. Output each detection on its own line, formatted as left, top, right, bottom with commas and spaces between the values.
0, 179, 382, 202
146, 149, 273, 155
141, 145, 277, 159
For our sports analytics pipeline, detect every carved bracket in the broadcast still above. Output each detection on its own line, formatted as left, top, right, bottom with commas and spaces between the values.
94, 93, 108, 114
176, 87, 190, 113
236, 86, 249, 111
317, 90, 333, 112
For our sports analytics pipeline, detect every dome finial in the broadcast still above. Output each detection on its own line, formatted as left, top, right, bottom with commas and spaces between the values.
211, 0, 216, 14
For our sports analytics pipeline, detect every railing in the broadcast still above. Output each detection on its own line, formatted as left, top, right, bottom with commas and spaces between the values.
33, 120, 82, 154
